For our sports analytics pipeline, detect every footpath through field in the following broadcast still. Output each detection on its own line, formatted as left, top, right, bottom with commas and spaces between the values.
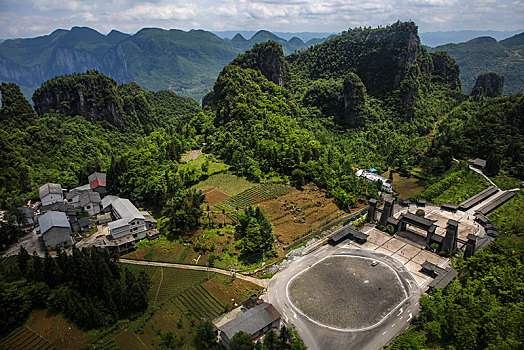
119, 258, 269, 287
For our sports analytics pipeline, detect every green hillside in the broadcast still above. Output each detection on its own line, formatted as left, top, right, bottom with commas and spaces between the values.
432, 33, 524, 95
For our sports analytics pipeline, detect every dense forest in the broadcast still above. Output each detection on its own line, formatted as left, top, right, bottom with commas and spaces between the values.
0, 247, 150, 336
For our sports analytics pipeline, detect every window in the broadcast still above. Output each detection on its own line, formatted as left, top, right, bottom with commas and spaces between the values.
86, 205, 91, 209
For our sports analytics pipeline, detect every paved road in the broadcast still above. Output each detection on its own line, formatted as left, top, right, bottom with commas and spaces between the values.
119, 258, 269, 287
267, 243, 422, 350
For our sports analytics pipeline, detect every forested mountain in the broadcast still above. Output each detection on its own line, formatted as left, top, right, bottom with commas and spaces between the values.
228, 30, 327, 55
431, 33, 524, 95
0, 27, 328, 102
0, 71, 199, 207
0, 27, 241, 101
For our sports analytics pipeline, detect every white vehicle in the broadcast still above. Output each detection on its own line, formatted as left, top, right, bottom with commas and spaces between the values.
371, 260, 379, 266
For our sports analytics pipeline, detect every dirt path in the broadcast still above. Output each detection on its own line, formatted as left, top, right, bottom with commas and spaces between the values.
119, 258, 269, 287
154, 267, 164, 304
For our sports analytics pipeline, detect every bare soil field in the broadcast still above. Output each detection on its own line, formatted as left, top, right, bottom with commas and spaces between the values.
255, 183, 345, 246
288, 255, 406, 330
202, 187, 230, 205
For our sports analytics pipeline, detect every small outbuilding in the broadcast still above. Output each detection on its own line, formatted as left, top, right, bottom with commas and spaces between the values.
80, 191, 102, 217
88, 172, 107, 194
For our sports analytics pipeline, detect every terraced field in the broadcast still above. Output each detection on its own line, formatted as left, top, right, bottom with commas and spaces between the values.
122, 263, 210, 304
214, 183, 294, 220
0, 327, 55, 350
174, 284, 225, 320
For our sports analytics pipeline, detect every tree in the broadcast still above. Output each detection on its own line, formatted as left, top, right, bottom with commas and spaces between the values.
194, 320, 217, 349
230, 331, 255, 350
484, 153, 501, 176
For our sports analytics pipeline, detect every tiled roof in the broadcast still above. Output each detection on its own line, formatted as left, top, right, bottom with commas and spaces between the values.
39, 211, 70, 234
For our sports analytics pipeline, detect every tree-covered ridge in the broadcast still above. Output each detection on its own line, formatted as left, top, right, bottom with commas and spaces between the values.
0, 72, 200, 207
424, 95, 524, 178
432, 33, 524, 95
0, 26, 242, 101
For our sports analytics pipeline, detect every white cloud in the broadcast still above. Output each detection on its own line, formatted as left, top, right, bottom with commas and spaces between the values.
0, 0, 522, 38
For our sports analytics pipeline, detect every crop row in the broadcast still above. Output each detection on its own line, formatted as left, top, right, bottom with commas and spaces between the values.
0, 327, 55, 350
214, 184, 293, 214
173, 284, 224, 320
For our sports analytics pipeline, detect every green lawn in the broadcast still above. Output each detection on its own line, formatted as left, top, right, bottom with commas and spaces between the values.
179, 153, 230, 175
191, 172, 256, 196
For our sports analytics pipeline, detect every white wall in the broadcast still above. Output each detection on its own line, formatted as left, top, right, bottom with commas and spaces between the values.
41, 193, 63, 207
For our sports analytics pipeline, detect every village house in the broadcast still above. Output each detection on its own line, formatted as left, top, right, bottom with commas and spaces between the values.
38, 183, 64, 207
80, 191, 102, 217
38, 211, 73, 249
65, 184, 91, 209
218, 302, 281, 349
89, 172, 107, 194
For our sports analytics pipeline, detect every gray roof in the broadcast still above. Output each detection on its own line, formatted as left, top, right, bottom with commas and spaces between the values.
468, 158, 487, 168
78, 217, 91, 227
39, 211, 70, 234
140, 211, 157, 224
21, 207, 35, 219
101, 195, 119, 211
459, 186, 498, 210
88, 172, 106, 183
220, 302, 280, 340
80, 191, 101, 207
112, 198, 144, 221
447, 219, 459, 227
39, 183, 63, 199
108, 218, 129, 230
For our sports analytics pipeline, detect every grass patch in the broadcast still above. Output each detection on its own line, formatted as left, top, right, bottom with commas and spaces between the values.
488, 190, 524, 233
413, 162, 490, 205
492, 175, 522, 191
179, 153, 230, 175
384, 172, 425, 199
192, 172, 256, 196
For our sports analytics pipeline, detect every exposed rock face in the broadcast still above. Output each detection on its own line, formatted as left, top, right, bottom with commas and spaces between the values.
231, 41, 289, 87
430, 51, 461, 90
32, 71, 126, 129
471, 72, 504, 97
342, 73, 366, 126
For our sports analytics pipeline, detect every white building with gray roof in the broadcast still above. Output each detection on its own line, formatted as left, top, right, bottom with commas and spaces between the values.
38, 211, 73, 249
106, 198, 147, 240
39, 183, 64, 206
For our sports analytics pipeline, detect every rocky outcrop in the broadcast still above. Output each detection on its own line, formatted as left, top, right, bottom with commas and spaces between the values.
471, 72, 504, 97
342, 73, 366, 127
32, 71, 126, 129
430, 51, 461, 90
231, 41, 289, 87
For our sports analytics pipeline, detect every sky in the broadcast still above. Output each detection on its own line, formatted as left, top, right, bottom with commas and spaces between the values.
0, 0, 523, 38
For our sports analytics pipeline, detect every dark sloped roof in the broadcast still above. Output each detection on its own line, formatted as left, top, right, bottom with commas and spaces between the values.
78, 217, 91, 227
400, 212, 436, 229
447, 219, 459, 227
459, 186, 498, 210
429, 268, 458, 289
219, 302, 280, 339
441, 203, 458, 210
476, 191, 516, 215
329, 225, 364, 243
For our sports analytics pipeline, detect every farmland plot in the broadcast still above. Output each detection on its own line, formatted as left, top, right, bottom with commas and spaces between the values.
0, 327, 55, 350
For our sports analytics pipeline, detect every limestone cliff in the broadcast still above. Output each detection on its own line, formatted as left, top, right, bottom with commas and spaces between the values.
230, 41, 289, 87
32, 71, 126, 129
470, 72, 504, 97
